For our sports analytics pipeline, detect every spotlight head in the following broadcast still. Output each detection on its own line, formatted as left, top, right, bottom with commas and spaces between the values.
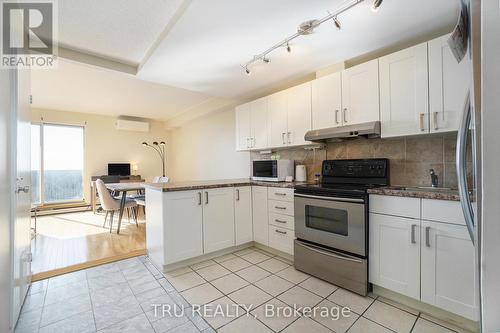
263, 57, 270, 64
333, 17, 341, 30
286, 43, 291, 53
371, 0, 383, 12
245, 67, 251, 75
159, 141, 166, 146
142, 142, 148, 146
153, 141, 159, 146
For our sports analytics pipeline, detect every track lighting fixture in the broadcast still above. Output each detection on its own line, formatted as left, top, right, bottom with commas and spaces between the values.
371, 0, 383, 12
241, 0, 375, 76
333, 16, 341, 30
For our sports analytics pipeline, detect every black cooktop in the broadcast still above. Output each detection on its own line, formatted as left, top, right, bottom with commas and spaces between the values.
295, 159, 390, 198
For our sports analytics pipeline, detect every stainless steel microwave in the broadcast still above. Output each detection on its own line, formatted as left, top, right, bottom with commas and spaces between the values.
252, 160, 294, 182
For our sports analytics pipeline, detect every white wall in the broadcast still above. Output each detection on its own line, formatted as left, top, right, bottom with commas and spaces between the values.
31, 108, 169, 203
167, 108, 250, 181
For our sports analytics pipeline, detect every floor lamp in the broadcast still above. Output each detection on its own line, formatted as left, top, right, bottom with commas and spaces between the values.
142, 141, 166, 177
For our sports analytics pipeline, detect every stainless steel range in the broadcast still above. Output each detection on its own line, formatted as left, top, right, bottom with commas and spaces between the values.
294, 159, 389, 296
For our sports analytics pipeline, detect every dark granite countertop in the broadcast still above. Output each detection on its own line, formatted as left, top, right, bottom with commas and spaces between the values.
367, 186, 462, 201
143, 178, 309, 192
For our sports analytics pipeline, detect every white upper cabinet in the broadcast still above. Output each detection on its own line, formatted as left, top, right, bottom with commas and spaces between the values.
235, 103, 251, 151
379, 43, 429, 137
421, 220, 478, 321
286, 82, 312, 146
268, 90, 288, 148
250, 97, 269, 149
428, 35, 471, 133
341, 59, 380, 126
312, 72, 342, 130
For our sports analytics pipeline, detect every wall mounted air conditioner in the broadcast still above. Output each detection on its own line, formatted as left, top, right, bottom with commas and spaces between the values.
115, 119, 150, 132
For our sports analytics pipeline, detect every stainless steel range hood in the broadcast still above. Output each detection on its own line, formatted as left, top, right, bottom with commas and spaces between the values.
304, 121, 381, 142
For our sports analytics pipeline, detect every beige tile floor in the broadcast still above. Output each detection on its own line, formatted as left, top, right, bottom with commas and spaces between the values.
16, 246, 473, 333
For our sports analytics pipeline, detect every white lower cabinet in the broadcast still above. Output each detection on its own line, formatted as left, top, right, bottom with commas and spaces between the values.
421, 220, 479, 320
369, 213, 420, 299
369, 195, 478, 321
268, 226, 294, 254
164, 190, 204, 264
234, 186, 253, 245
252, 186, 269, 246
202, 187, 235, 254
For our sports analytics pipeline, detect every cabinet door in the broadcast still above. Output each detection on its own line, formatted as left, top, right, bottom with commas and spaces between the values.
428, 35, 471, 133
165, 190, 203, 264
235, 103, 251, 150
252, 186, 268, 245
203, 188, 235, 253
312, 72, 342, 130
268, 226, 294, 255
268, 90, 288, 148
250, 97, 269, 149
369, 213, 420, 300
421, 221, 479, 320
286, 82, 312, 146
380, 43, 429, 137
234, 186, 253, 245
342, 59, 380, 126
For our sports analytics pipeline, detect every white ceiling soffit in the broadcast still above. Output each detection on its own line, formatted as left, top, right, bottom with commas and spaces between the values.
54, 0, 187, 66
137, 0, 459, 99
30, 59, 232, 121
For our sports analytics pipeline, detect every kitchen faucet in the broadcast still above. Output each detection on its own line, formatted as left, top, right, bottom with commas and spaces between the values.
429, 169, 439, 188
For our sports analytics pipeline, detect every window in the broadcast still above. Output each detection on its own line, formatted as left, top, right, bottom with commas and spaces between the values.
31, 123, 85, 204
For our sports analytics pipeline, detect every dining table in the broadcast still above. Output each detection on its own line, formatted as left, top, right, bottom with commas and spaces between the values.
105, 182, 145, 234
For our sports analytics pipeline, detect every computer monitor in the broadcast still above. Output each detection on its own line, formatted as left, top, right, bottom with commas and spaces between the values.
108, 163, 131, 176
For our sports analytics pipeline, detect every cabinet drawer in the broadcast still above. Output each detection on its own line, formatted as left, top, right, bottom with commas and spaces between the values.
369, 195, 420, 219
422, 199, 466, 226
269, 226, 294, 255
269, 212, 294, 230
268, 200, 294, 216
268, 187, 294, 202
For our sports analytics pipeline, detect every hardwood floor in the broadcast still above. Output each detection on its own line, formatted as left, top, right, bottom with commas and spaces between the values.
31, 210, 146, 281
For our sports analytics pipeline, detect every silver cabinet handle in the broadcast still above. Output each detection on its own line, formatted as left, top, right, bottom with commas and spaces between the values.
433, 111, 439, 130
335, 109, 340, 124
456, 91, 475, 244
274, 192, 286, 196
411, 224, 417, 244
205, 192, 208, 204
419, 113, 426, 131
425, 226, 431, 247
198, 192, 202, 205
236, 189, 240, 201
274, 206, 286, 210
275, 229, 287, 235
275, 219, 287, 224
287, 132, 291, 144
281, 133, 286, 145
343, 108, 347, 123
246, 138, 250, 148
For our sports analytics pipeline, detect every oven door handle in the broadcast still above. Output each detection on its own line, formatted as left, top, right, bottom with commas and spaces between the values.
294, 193, 365, 203
295, 240, 364, 263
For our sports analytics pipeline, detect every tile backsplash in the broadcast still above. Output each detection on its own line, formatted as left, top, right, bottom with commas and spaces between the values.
250, 133, 470, 188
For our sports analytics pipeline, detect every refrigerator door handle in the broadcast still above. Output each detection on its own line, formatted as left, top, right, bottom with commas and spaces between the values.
456, 91, 475, 244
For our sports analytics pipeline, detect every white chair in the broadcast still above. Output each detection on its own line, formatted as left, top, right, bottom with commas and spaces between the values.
135, 176, 169, 212
95, 179, 138, 233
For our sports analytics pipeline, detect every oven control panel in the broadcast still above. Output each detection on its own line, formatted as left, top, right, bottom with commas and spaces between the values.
322, 159, 389, 185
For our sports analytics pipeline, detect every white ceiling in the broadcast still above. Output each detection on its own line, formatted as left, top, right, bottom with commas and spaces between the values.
138, 0, 459, 99
31, 59, 232, 121
31, 0, 460, 123
54, 0, 185, 65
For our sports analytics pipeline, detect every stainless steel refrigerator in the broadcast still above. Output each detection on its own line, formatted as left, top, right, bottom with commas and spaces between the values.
455, 0, 500, 331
